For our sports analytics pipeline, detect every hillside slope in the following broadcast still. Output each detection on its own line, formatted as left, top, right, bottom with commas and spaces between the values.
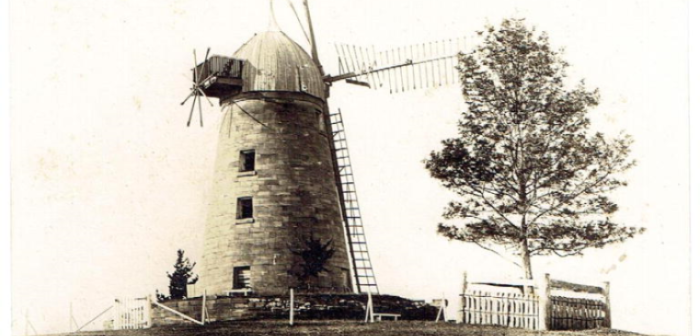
50, 320, 644, 336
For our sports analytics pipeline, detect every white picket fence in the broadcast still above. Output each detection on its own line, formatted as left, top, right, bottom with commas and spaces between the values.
459, 273, 611, 331
463, 290, 540, 330
113, 297, 152, 329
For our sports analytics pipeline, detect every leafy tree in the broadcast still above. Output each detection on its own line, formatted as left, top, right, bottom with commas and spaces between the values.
289, 235, 335, 288
425, 18, 644, 284
166, 249, 199, 299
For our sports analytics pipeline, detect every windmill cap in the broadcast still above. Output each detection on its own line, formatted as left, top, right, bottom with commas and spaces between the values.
233, 31, 325, 100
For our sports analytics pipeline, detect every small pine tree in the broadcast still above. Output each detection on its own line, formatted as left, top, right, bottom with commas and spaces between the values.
289, 235, 335, 289
166, 249, 199, 299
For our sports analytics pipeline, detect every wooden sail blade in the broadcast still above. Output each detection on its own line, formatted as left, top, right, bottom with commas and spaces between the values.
330, 37, 469, 92
345, 79, 370, 88
187, 95, 197, 127
181, 90, 195, 106
197, 87, 214, 107
193, 49, 200, 84
288, 0, 311, 43
197, 91, 204, 127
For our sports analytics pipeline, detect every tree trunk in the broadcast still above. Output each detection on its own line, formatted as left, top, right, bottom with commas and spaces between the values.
521, 238, 534, 295
517, 182, 534, 294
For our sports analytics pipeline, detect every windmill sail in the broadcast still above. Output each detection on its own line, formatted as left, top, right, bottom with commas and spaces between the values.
331, 37, 470, 93
330, 109, 380, 295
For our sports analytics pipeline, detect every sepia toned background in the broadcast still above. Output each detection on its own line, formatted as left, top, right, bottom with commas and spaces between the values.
9, 0, 690, 335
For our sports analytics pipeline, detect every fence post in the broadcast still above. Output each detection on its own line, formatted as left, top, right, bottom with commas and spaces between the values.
146, 295, 153, 328
113, 299, 119, 330
69, 302, 73, 333
365, 291, 375, 323
289, 288, 295, 326
537, 273, 551, 331
435, 293, 447, 323
201, 289, 207, 324
460, 272, 468, 323
603, 281, 611, 328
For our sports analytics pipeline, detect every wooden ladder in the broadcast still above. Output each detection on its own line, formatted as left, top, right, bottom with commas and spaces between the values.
330, 110, 380, 295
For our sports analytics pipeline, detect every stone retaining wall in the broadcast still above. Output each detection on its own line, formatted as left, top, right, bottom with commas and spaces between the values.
152, 293, 438, 326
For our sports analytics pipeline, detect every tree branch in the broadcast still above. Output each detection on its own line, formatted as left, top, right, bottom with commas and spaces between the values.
473, 241, 522, 269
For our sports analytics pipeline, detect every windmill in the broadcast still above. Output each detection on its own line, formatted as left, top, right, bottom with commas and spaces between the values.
188, 0, 465, 296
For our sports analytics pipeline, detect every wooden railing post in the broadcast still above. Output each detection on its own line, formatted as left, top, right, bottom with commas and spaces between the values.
603, 281, 611, 328
461, 272, 468, 323
201, 290, 207, 324
146, 295, 153, 328
537, 273, 551, 331
365, 291, 375, 323
289, 288, 295, 326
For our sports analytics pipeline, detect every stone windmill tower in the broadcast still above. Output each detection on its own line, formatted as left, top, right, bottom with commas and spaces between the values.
191, 28, 353, 297
184, 1, 367, 297
183, 0, 466, 297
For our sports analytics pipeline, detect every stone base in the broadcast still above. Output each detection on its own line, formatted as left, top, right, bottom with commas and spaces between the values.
152, 293, 439, 326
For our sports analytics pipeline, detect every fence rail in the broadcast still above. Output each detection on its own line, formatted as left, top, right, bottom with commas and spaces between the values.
462, 290, 539, 330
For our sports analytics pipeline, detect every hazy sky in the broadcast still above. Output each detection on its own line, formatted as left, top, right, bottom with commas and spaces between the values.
9, 0, 690, 335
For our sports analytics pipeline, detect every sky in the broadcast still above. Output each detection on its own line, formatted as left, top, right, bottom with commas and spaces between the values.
8, 0, 691, 335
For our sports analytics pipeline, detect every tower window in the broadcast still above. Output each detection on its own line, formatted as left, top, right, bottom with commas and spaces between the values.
233, 266, 251, 289
239, 150, 255, 172
341, 267, 351, 288
318, 111, 325, 132
237, 197, 253, 219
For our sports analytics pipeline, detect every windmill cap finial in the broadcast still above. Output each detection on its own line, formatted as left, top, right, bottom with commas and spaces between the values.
268, 0, 281, 32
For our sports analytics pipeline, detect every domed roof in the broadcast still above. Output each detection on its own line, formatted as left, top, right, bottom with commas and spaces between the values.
233, 31, 326, 100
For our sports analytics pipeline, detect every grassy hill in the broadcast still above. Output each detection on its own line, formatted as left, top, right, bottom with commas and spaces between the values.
50, 320, 643, 336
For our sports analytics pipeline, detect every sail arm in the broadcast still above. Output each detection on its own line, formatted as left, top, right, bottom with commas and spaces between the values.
325, 54, 457, 84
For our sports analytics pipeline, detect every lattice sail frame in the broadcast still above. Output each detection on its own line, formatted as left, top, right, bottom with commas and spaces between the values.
331, 36, 470, 93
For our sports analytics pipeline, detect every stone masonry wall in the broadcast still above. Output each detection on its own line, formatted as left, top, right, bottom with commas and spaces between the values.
198, 93, 352, 296
151, 294, 439, 326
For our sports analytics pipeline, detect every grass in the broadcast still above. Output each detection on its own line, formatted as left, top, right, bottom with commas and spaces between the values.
49, 320, 644, 336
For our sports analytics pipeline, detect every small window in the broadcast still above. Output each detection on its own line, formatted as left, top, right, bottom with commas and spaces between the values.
341, 268, 351, 288
233, 266, 251, 289
317, 110, 325, 132
239, 150, 255, 172
237, 197, 253, 219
